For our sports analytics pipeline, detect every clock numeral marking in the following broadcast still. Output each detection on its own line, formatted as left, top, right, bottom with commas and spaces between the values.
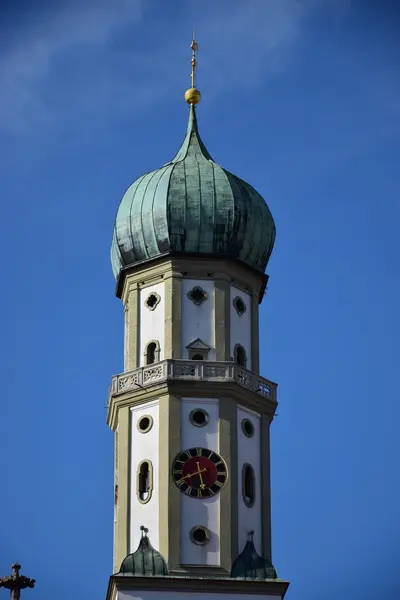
173, 469, 182, 475
196, 448, 202, 457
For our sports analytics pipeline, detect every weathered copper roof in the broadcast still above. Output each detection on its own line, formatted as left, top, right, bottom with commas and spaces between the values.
230, 537, 277, 580
117, 528, 168, 577
111, 105, 275, 278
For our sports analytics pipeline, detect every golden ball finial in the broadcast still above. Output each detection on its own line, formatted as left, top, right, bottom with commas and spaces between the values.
184, 87, 201, 105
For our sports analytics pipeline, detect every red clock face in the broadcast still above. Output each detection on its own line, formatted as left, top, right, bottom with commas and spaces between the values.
172, 447, 228, 498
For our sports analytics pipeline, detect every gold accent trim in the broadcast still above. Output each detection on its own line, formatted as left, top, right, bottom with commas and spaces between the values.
184, 35, 201, 105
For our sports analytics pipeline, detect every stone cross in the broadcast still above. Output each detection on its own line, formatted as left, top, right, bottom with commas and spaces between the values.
0, 563, 35, 600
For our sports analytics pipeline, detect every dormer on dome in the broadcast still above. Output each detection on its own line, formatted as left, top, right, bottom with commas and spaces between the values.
111, 88, 276, 284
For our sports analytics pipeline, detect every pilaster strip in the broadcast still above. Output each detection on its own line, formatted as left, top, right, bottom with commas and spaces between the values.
219, 397, 238, 572
251, 292, 260, 373
115, 406, 131, 571
159, 394, 181, 569
214, 274, 230, 361
260, 414, 272, 561
164, 273, 182, 359
125, 283, 139, 371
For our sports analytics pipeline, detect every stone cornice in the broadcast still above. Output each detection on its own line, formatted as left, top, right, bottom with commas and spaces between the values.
117, 255, 268, 304
107, 360, 278, 430
106, 574, 289, 599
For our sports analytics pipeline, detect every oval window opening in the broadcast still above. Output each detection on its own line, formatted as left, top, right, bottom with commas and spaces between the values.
138, 461, 150, 502
243, 464, 255, 507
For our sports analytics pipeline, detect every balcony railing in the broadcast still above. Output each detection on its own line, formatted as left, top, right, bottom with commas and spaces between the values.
109, 360, 276, 404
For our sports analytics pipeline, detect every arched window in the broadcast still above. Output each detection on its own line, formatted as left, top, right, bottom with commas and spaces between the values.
137, 460, 153, 504
192, 353, 204, 361
144, 340, 160, 365
147, 343, 156, 365
242, 463, 255, 507
234, 344, 247, 368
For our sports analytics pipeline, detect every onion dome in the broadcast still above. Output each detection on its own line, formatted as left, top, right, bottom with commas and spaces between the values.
117, 526, 168, 577
111, 39, 275, 281
230, 531, 277, 580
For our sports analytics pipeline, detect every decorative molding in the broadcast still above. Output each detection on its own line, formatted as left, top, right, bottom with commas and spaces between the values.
186, 337, 211, 360
136, 414, 153, 434
110, 360, 276, 402
187, 285, 208, 306
144, 339, 161, 365
233, 295, 247, 316
107, 574, 290, 598
144, 291, 161, 311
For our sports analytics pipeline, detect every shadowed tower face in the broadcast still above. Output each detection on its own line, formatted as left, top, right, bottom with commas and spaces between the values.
106, 36, 289, 600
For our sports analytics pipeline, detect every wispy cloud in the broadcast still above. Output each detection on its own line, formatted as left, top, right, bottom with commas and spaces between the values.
0, 0, 335, 135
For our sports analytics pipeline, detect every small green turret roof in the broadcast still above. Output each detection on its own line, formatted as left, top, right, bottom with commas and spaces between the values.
230, 532, 277, 580
111, 105, 275, 280
117, 527, 168, 577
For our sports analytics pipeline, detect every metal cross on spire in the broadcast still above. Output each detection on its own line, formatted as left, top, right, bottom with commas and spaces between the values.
0, 564, 35, 600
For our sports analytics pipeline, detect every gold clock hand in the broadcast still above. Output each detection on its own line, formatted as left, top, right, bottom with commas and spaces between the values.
196, 461, 206, 489
176, 467, 207, 485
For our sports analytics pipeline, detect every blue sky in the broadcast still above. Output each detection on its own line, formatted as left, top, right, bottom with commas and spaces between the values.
0, 1, 399, 599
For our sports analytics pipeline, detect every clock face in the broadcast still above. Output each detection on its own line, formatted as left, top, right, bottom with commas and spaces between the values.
172, 447, 228, 498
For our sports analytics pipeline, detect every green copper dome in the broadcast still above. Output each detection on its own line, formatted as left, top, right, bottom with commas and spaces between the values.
117, 528, 168, 577
230, 535, 277, 580
111, 105, 275, 279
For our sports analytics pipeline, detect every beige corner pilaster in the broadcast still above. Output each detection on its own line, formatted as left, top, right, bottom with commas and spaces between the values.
164, 273, 182, 359
214, 274, 230, 361
114, 406, 131, 572
251, 292, 260, 373
124, 283, 139, 371
219, 397, 238, 572
159, 394, 181, 569
260, 414, 272, 561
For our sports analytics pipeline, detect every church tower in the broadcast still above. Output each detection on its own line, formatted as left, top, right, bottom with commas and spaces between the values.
106, 39, 289, 600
